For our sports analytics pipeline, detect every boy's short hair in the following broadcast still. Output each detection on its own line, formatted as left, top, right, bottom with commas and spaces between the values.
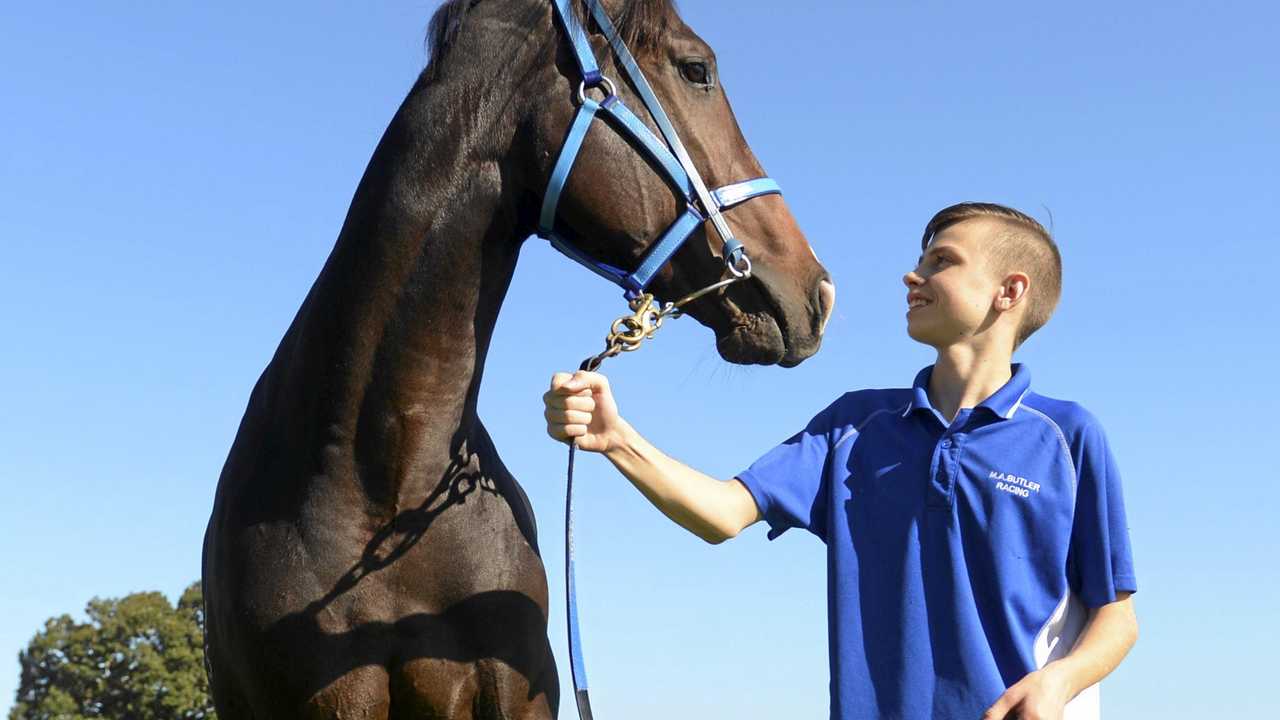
921, 202, 1062, 348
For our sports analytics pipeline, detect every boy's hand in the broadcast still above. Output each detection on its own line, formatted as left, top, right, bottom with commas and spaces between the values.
981, 665, 1072, 720
544, 371, 628, 454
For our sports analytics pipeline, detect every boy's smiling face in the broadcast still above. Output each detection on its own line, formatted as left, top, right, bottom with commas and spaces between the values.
904, 218, 1023, 350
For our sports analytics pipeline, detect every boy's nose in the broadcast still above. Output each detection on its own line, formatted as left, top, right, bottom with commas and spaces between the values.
903, 270, 923, 287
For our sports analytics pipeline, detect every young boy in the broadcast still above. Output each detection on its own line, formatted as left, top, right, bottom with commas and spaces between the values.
543, 203, 1138, 720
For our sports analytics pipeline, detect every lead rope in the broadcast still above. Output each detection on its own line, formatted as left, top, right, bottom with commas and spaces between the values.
565, 271, 749, 720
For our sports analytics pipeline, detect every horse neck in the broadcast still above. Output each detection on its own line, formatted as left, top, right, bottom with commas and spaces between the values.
279, 52, 546, 510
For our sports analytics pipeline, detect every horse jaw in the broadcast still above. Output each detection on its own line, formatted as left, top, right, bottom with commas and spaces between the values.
713, 311, 788, 366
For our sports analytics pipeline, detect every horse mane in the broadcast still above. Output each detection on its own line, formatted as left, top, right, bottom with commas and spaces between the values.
425, 0, 679, 78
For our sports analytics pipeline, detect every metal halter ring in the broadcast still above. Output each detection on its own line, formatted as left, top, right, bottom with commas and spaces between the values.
575, 76, 618, 105
727, 247, 753, 278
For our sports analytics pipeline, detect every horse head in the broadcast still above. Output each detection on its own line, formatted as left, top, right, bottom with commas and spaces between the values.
528, 0, 834, 367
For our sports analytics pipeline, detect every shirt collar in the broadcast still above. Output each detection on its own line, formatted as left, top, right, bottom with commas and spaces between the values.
902, 363, 1031, 421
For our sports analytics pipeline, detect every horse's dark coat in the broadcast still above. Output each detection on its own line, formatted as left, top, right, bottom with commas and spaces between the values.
202, 1, 831, 717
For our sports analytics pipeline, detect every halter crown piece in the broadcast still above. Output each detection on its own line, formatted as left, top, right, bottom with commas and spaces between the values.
538, 0, 783, 300
542, 3, 785, 720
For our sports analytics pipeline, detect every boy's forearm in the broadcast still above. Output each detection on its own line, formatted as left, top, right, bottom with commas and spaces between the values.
1046, 592, 1138, 698
603, 423, 758, 543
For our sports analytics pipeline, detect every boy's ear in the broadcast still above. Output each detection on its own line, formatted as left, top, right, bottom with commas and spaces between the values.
994, 272, 1030, 313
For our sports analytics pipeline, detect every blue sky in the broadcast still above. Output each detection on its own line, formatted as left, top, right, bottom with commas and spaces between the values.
1, 1, 1277, 717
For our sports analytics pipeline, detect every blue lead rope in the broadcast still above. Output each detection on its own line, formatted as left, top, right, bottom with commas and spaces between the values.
566, 437, 593, 720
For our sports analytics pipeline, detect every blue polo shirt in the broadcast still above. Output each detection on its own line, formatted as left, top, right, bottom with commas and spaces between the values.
736, 365, 1136, 720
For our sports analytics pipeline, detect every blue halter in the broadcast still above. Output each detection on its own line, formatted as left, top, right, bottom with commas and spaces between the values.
540, 0, 783, 300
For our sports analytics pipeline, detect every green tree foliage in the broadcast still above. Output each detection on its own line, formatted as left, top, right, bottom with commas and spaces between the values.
10, 582, 216, 720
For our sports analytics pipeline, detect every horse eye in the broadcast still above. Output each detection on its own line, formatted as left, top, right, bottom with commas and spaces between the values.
679, 59, 712, 86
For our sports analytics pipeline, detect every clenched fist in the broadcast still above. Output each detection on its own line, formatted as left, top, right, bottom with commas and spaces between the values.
543, 370, 627, 453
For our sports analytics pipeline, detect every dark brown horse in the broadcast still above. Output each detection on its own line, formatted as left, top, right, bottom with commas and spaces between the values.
202, 1, 833, 717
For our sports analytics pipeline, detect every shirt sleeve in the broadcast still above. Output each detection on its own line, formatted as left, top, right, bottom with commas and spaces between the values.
734, 398, 841, 543
1067, 418, 1138, 607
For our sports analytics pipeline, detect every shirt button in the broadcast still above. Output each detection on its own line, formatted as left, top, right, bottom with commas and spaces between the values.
940, 439, 951, 448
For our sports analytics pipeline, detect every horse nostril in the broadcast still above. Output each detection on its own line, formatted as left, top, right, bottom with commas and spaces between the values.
817, 279, 836, 335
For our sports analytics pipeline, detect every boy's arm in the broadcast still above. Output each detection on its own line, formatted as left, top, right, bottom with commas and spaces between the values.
982, 592, 1138, 720
605, 423, 762, 543
545, 370, 761, 544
